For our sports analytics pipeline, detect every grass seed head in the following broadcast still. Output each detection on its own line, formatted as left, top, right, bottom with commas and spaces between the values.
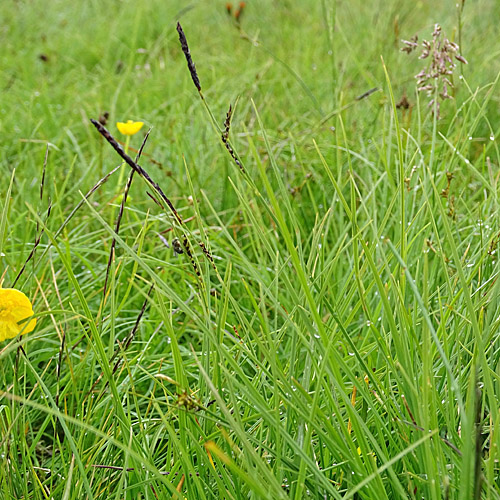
176, 22, 202, 92
402, 24, 467, 118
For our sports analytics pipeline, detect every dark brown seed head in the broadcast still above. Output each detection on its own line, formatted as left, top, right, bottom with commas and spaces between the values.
396, 95, 410, 110
235, 2, 246, 21
172, 237, 184, 254
176, 22, 201, 92
222, 104, 233, 141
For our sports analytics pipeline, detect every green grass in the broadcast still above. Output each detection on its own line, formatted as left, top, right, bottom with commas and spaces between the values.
1, 0, 500, 498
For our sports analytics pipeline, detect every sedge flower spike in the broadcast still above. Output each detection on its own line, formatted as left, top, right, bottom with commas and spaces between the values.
116, 120, 144, 136
0, 288, 36, 342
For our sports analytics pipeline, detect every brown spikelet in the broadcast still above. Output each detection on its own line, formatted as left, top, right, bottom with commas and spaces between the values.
221, 103, 245, 173
222, 104, 233, 141
235, 1, 246, 21
199, 241, 217, 272
182, 235, 201, 278
176, 22, 202, 93
222, 136, 244, 173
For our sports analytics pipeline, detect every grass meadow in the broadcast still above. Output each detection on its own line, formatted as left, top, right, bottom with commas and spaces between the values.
1, 0, 500, 498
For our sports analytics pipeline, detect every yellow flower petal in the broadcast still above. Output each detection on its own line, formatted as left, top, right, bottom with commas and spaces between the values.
116, 120, 144, 136
0, 288, 36, 342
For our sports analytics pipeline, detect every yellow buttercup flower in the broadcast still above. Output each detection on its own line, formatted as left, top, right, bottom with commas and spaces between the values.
116, 120, 144, 136
0, 288, 36, 342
